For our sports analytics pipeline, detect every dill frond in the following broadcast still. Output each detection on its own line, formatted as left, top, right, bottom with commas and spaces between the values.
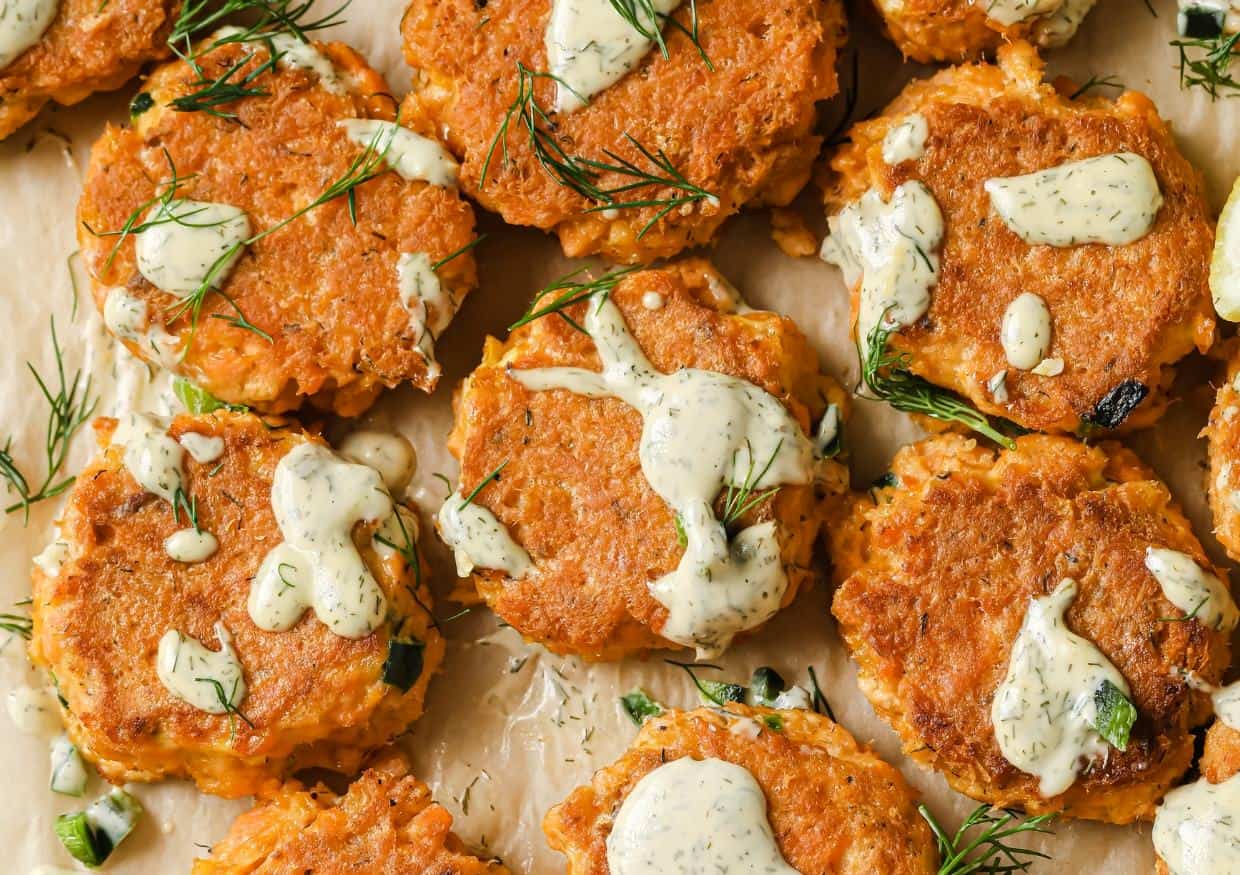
509, 265, 641, 332
920, 803, 1054, 875
459, 461, 509, 509
1172, 32, 1240, 99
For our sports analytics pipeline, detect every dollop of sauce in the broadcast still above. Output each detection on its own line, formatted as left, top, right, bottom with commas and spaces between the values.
984, 152, 1162, 247
338, 430, 417, 493
981, 0, 1061, 26
33, 529, 70, 576
112, 413, 186, 505
820, 181, 945, 355
103, 287, 181, 367
512, 294, 815, 657
1212, 681, 1240, 731
991, 578, 1131, 797
1000, 292, 1052, 370
5, 685, 59, 735
156, 623, 246, 714
1153, 771, 1240, 874
1145, 547, 1239, 633
0, 0, 57, 70
641, 291, 666, 310
213, 26, 346, 94
881, 113, 929, 165
438, 494, 532, 579
178, 432, 224, 464
164, 528, 219, 564
977, 0, 1095, 45
1030, 356, 1064, 377
340, 120, 459, 187
395, 250, 456, 377
135, 199, 250, 296
248, 442, 391, 639
545, 0, 681, 113
606, 757, 797, 875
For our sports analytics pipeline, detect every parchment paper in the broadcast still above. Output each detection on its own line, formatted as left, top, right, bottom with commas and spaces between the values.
0, 0, 1235, 870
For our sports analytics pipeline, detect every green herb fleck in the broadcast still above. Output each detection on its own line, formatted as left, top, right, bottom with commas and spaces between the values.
620, 689, 664, 725
1093, 679, 1136, 752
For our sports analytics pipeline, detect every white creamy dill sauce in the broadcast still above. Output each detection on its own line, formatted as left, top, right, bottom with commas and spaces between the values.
1212, 681, 1240, 731
103, 287, 182, 367
212, 26, 346, 94
395, 251, 455, 377
339, 120, 459, 187
981, 0, 1061, 26
5, 685, 60, 736
248, 442, 391, 639
164, 528, 218, 564
33, 529, 70, 576
1144, 547, 1239, 633
338, 430, 417, 493
0, 0, 57, 70
820, 181, 945, 356
513, 294, 815, 658
545, 0, 681, 113
373, 504, 420, 562
178, 432, 224, 464
113, 413, 186, 505
984, 152, 1163, 247
156, 623, 246, 714
1153, 772, 1240, 874
991, 578, 1132, 797
977, 0, 1096, 45
606, 757, 797, 875
881, 113, 929, 165
438, 493, 532, 579
1000, 292, 1052, 370
135, 199, 250, 296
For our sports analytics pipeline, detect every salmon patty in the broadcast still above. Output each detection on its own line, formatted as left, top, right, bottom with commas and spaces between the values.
822, 42, 1214, 435
29, 411, 443, 798
1205, 343, 1240, 563
400, 0, 844, 263
830, 433, 1232, 823
194, 749, 507, 874
544, 705, 939, 874
78, 35, 477, 416
869, 0, 1096, 64
1153, 721, 1240, 874
0, 0, 176, 141
439, 260, 848, 661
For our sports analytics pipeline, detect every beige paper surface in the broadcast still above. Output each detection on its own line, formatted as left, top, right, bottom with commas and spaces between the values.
0, 0, 1233, 870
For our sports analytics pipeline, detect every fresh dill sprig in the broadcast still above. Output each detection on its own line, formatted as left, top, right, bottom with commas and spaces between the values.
0, 611, 32, 640
860, 317, 1016, 451
720, 440, 782, 528
920, 804, 1055, 875
431, 234, 488, 272
509, 265, 641, 332
482, 63, 716, 238
1068, 73, 1124, 100
665, 660, 745, 707
0, 319, 98, 523
806, 666, 835, 721
169, 47, 279, 118
198, 676, 253, 744
1159, 597, 1207, 624
1172, 33, 1240, 99
172, 486, 202, 532
607, 0, 711, 68
374, 504, 424, 590
460, 460, 509, 509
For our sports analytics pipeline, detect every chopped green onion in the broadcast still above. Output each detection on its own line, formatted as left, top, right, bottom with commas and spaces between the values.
55, 788, 142, 867
381, 638, 425, 693
620, 689, 664, 725
1093, 680, 1137, 752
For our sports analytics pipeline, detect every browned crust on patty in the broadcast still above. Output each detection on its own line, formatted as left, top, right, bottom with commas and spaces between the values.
77, 38, 477, 416
29, 412, 444, 798
0, 0, 177, 140
1204, 341, 1240, 563
830, 433, 1230, 823
400, 0, 844, 262
444, 259, 848, 660
543, 705, 939, 874
866, 0, 1084, 64
824, 42, 1215, 434
194, 749, 508, 874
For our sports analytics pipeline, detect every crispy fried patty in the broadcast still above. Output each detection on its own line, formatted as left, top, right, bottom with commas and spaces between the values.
194, 749, 507, 874
29, 412, 443, 798
824, 42, 1214, 434
544, 705, 939, 874
1205, 342, 1240, 563
400, 0, 844, 263
444, 259, 848, 660
0, 0, 176, 141
830, 433, 1229, 823
78, 37, 477, 416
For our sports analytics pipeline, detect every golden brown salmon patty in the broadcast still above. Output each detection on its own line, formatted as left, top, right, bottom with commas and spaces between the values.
29, 412, 443, 798
194, 749, 508, 874
443, 260, 848, 660
544, 705, 939, 874
1153, 721, 1240, 874
1205, 343, 1240, 563
78, 36, 477, 416
830, 433, 1230, 823
0, 0, 176, 141
868, 0, 1095, 64
400, 0, 844, 263
823, 42, 1214, 434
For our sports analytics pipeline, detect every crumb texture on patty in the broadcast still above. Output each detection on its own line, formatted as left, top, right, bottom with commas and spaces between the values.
77, 37, 477, 416
544, 705, 939, 874
29, 412, 443, 798
824, 42, 1214, 434
400, 0, 844, 262
0, 0, 177, 140
869, 0, 1092, 63
194, 749, 508, 874
1205, 341, 1240, 564
830, 433, 1230, 823
445, 259, 848, 660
